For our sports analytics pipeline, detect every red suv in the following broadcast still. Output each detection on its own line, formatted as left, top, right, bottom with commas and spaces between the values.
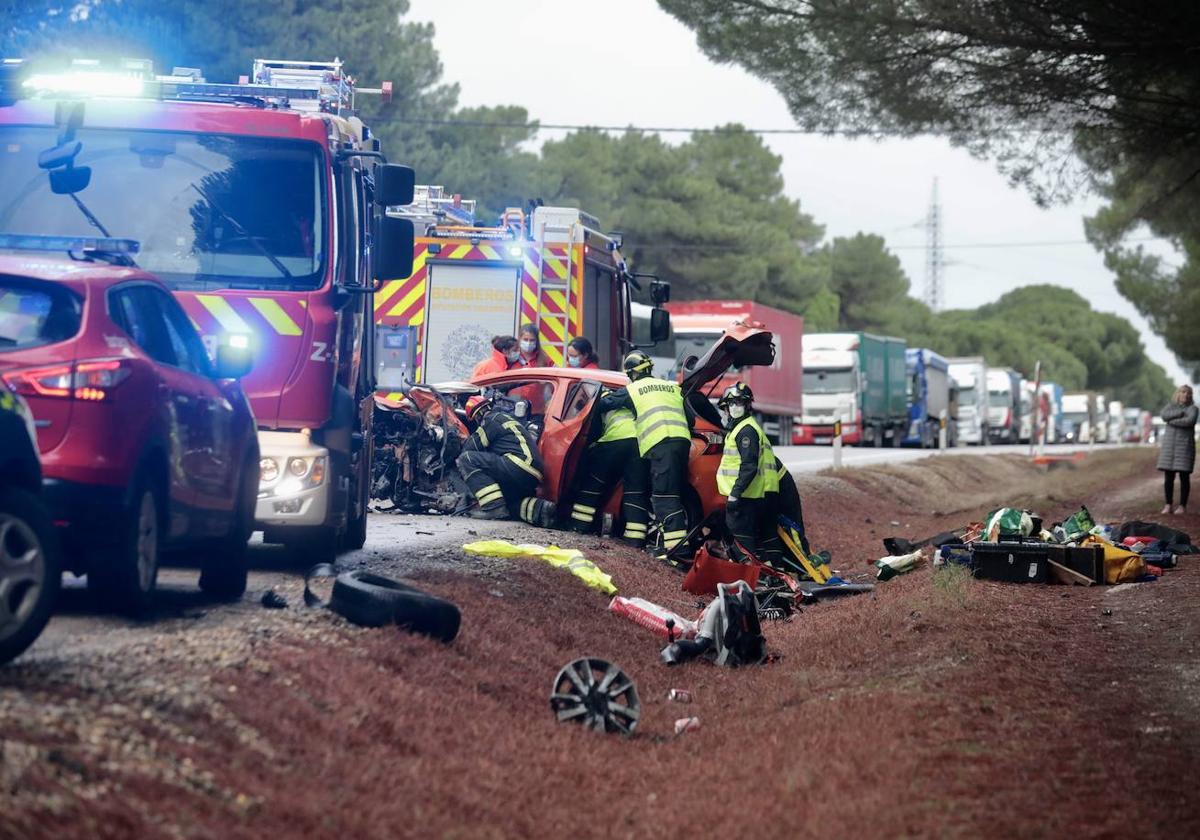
0, 238, 259, 613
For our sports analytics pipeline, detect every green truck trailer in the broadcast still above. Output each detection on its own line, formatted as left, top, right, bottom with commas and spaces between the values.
797, 331, 908, 446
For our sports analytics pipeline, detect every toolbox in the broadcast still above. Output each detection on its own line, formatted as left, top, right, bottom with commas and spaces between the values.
1045, 544, 1106, 584
971, 542, 1049, 583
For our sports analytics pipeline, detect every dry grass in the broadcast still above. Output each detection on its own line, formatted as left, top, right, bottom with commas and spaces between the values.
2, 448, 1198, 839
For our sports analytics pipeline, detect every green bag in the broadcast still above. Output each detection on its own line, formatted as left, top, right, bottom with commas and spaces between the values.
1061, 506, 1096, 542
984, 508, 1034, 542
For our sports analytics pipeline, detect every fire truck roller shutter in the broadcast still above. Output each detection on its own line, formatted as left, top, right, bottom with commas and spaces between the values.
584, 265, 615, 370
422, 262, 522, 383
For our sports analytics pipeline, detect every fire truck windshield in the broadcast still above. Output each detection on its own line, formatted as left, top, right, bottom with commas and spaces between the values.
0, 126, 325, 290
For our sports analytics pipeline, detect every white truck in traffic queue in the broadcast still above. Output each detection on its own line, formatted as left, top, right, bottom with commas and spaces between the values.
1061, 392, 1093, 442
985, 367, 1022, 445
1092, 394, 1110, 443
947, 357, 989, 445
1108, 400, 1126, 442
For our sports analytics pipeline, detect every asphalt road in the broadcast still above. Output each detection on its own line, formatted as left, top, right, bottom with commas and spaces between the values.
775, 441, 1136, 473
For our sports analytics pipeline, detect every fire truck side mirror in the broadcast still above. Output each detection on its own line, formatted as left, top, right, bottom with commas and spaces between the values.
373, 215, 415, 283
375, 164, 415, 207
650, 308, 671, 344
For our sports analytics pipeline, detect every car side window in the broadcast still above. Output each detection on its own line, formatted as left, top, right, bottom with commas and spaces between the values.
109, 286, 177, 367
156, 291, 215, 378
560, 381, 600, 421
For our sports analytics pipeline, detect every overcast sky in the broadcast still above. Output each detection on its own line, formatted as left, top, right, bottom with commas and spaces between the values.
406, 0, 1190, 390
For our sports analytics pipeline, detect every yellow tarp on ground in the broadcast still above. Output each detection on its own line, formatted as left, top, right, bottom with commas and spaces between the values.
1081, 536, 1148, 584
462, 541, 617, 595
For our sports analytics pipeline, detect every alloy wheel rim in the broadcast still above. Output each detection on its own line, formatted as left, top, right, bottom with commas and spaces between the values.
0, 513, 46, 642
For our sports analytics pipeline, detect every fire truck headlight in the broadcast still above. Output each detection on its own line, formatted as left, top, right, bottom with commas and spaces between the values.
228, 333, 250, 349
268, 457, 327, 498
507, 245, 522, 258
260, 457, 279, 483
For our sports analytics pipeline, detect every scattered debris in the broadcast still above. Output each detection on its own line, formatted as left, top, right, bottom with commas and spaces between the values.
608, 596, 697, 639
875, 549, 926, 581
673, 716, 701, 736
464, 540, 617, 594
667, 689, 693, 704
260, 591, 288, 609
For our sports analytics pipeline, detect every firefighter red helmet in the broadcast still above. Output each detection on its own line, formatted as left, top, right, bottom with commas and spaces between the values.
466, 395, 494, 423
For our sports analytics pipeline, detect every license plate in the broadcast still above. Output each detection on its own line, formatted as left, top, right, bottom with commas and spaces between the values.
814, 436, 831, 444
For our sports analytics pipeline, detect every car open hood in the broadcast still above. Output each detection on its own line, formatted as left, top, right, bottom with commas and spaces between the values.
679, 321, 775, 396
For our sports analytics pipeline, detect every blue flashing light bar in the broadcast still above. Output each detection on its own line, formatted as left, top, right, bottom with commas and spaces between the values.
0, 234, 141, 255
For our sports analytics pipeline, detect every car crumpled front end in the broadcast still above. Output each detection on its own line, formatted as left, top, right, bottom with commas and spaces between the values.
370, 388, 472, 514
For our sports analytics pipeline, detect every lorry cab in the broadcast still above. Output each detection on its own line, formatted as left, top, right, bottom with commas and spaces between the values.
0, 57, 417, 562
947, 358, 989, 446
985, 368, 1021, 445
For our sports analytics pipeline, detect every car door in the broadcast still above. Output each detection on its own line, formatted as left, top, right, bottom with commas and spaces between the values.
108, 285, 198, 538
151, 288, 238, 529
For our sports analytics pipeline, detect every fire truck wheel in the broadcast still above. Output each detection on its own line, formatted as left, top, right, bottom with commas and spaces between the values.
341, 503, 368, 552
328, 571, 461, 642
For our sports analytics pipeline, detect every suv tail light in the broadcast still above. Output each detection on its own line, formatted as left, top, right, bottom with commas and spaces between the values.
3, 359, 132, 402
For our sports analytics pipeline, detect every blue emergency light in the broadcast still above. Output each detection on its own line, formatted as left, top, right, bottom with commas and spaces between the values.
0, 234, 141, 256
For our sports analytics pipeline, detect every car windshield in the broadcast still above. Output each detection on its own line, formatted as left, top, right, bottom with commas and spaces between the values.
958, 385, 976, 401
0, 278, 82, 349
803, 368, 855, 394
0, 126, 325, 291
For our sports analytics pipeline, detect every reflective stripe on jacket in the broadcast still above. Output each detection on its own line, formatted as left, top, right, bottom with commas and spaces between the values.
627, 377, 690, 456
717, 416, 779, 498
596, 408, 637, 444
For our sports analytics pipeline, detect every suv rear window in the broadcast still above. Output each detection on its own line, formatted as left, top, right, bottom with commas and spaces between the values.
0, 277, 82, 350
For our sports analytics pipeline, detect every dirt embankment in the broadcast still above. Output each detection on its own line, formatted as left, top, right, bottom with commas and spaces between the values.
2, 448, 1197, 839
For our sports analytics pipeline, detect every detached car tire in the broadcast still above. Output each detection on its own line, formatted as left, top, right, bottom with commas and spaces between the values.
0, 487, 60, 665
330, 571, 461, 642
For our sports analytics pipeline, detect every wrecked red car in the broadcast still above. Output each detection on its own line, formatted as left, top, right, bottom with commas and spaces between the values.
370, 322, 776, 536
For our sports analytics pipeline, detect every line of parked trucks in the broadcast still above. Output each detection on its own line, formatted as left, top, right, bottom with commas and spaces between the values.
649, 300, 1155, 448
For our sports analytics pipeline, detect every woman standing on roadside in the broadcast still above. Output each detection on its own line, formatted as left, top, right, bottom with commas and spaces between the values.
1157, 384, 1198, 515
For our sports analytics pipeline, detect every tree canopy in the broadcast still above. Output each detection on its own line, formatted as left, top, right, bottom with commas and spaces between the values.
657, 0, 1200, 373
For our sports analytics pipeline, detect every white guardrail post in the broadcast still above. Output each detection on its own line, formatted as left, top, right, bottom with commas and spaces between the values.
938, 410, 947, 450
832, 419, 843, 469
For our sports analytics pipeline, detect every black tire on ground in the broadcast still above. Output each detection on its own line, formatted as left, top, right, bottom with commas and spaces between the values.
329, 570, 461, 642
88, 473, 160, 616
199, 451, 256, 600
0, 486, 61, 665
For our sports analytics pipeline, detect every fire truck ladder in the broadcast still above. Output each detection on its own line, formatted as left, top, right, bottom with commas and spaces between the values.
535, 222, 577, 365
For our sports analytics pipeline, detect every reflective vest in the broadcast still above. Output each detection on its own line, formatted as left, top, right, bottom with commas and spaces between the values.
627, 377, 689, 456
717, 416, 779, 498
596, 407, 636, 445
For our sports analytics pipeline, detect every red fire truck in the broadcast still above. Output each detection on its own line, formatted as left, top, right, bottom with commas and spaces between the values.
373, 186, 668, 390
0, 57, 416, 562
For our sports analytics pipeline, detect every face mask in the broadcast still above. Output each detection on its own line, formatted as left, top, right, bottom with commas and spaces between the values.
520, 340, 537, 353
728, 403, 747, 419
567, 355, 582, 368
505, 350, 520, 363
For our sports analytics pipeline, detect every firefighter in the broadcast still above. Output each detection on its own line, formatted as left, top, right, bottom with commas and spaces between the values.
597, 351, 692, 559
565, 336, 600, 370
472, 336, 520, 378
567, 398, 651, 546
456, 396, 556, 527
716, 382, 782, 564
517, 324, 549, 367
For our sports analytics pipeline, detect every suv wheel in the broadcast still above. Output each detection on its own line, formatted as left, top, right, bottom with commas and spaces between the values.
90, 478, 160, 616
199, 452, 255, 600
0, 487, 60, 665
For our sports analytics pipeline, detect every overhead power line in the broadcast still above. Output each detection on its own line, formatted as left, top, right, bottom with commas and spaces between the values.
371, 116, 1093, 137
625, 235, 1167, 253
